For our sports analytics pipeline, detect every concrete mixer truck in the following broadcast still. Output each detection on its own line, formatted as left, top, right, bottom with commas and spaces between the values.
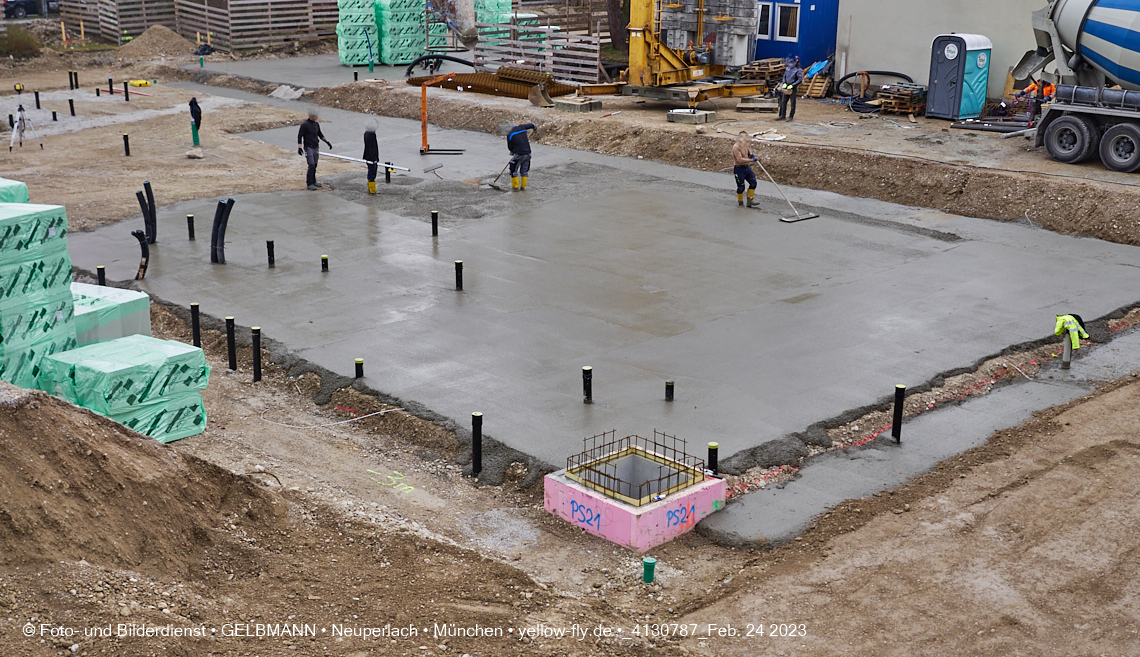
1016, 0, 1140, 171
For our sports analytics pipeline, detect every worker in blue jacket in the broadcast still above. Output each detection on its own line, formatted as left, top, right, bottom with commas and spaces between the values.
507, 123, 537, 191
776, 56, 804, 122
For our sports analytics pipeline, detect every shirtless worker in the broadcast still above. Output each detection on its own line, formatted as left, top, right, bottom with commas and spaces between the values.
732, 131, 758, 207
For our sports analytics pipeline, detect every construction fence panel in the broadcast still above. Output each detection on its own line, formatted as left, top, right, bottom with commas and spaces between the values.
475, 22, 600, 83
98, 0, 177, 42
518, 0, 611, 44
228, 0, 316, 47
312, 0, 339, 36
174, 0, 232, 48
60, 1, 101, 41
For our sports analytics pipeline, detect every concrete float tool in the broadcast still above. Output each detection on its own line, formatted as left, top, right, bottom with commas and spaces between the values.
485, 161, 511, 191
750, 157, 819, 222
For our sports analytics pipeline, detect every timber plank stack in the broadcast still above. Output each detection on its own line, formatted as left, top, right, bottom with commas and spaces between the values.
875, 83, 928, 115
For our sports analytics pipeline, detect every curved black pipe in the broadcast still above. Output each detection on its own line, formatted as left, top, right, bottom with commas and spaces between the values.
209, 199, 226, 264
131, 230, 149, 281
135, 191, 151, 239
835, 70, 915, 98
216, 198, 235, 265
403, 55, 475, 77
143, 180, 157, 244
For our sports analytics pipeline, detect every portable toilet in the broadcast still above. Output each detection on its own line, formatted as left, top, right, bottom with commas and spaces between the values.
926, 34, 992, 120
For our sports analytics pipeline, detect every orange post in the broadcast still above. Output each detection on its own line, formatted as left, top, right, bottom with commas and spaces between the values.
420, 73, 454, 154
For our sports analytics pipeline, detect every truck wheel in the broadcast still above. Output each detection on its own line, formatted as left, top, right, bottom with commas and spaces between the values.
1044, 116, 1094, 164
1099, 123, 1140, 173
13, 6, 27, 18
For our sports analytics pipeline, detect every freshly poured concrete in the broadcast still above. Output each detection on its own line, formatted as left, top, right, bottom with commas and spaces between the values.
188, 54, 473, 91
68, 131, 1140, 473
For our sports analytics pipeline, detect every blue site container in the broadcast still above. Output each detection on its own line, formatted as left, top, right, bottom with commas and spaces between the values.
927, 33, 992, 120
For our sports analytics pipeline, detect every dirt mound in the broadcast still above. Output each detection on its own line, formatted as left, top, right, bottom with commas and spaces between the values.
0, 382, 284, 578
119, 25, 194, 58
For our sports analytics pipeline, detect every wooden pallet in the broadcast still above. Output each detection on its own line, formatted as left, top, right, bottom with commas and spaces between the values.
875, 83, 927, 114
803, 75, 830, 98
741, 58, 784, 81
877, 98, 926, 115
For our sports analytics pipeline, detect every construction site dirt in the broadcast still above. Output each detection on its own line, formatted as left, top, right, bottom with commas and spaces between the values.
3, 40, 1140, 657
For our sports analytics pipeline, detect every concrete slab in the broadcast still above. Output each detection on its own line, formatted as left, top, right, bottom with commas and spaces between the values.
65, 91, 1140, 488
666, 109, 715, 124
185, 54, 475, 91
700, 378, 1092, 544
554, 98, 602, 113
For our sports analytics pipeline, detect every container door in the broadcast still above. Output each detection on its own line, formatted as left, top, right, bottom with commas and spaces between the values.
928, 36, 965, 119
958, 48, 990, 119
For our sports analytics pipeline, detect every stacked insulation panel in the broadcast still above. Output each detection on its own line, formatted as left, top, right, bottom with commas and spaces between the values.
337, 0, 381, 65
71, 282, 152, 347
0, 203, 77, 389
0, 178, 29, 203
474, 0, 511, 25
38, 334, 210, 443
375, 0, 428, 65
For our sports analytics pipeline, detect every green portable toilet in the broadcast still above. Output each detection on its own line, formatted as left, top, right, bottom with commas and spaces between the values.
927, 33, 992, 120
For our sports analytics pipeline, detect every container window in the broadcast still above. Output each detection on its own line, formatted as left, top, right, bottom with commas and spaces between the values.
757, 3, 772, 40
777, 4, 799, 42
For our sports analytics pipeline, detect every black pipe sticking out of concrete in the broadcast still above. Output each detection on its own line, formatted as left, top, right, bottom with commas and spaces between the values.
892, 384, 906, 444
215, 198, 235, 264
455, 260, 463, 290
708, 441, 718, 475
355, 358, 364, 378
209, 200, 225, 263
143, 181, 157, 244
321, 255, 329, 272
187, 215, 195, 240
472, 412, 483, 476
354, 71, 358, 82
665, 380, 674, 401
96, 265, 106, 286
432, 210, 438, 237
384, 163, 391, 184
34, 91, 39, 109
130, 230, 149, 281
252, 327, 262, 382
95, 88, 100, 97
123, 82, 129, 102
107, 78, 112, 95
190, 303, 201, 347
68, 99, 74, 117
582, 366, 592, 404
123, 134, 130, 157
7, 114, 13, 128
266, 240, 274, 267
135, 191, 150, 236
225, 316, 236, 370
51, 111, 57, 122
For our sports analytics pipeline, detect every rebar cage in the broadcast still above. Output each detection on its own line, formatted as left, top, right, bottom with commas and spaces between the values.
565, 430, 705, 506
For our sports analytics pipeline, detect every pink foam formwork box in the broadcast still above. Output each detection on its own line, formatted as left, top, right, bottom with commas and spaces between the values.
543, 470, 727, 553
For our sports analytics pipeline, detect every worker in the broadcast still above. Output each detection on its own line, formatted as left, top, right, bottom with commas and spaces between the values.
1054, 314, 1089, 350
1016, 79, 1055, 119
775, 56, 804, 122
732, 131, 758, 207
188, 97, 202, 130
507, 122, 537, 191
297, 110, 332, 191
363, 121, 379, 194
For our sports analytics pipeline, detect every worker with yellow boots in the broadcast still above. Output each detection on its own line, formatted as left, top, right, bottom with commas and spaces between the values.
732, 131, 758, 207
364, 122, 379, 194
507, 122, 537, 191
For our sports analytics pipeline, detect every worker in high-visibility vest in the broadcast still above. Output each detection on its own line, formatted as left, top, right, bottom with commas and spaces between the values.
1054, 314, 1089, 350
1017, 80, 1056, 120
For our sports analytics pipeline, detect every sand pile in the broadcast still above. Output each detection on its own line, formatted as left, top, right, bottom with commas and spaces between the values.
0, 382, 285, 577
119, 25, 195, 58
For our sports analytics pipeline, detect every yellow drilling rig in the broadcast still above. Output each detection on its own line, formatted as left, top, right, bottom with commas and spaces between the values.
581, 0, 766, 105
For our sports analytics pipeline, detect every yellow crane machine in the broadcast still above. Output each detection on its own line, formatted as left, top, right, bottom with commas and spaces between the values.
581, 0, 767, 105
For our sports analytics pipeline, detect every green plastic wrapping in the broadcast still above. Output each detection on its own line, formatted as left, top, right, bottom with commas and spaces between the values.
0, 178, 29, 203
0, 286, 74, 354
110, 391, 207, 444
0, 203, 69, 266
71, 282, 151, 346
38, 334, 210, 415
0, 325, 77, 389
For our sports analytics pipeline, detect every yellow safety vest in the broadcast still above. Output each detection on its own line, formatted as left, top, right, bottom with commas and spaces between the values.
1054, 314, 1089, 349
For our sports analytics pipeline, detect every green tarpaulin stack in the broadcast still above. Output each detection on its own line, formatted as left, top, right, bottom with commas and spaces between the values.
337, 0, 381, 66
375, 0, 427, 65
38, 334, 210, 444
71, 282, 151, 347
0, 202, 76, 389
0, 177, 29, 204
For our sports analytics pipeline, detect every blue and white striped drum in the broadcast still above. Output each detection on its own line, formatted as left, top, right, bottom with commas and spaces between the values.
1054, 0, 1140, 89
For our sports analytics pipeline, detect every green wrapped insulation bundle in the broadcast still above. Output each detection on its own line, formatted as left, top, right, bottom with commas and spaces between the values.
71, 282, 151, 346
112, 391, 207, 444
0, 178, 29, 203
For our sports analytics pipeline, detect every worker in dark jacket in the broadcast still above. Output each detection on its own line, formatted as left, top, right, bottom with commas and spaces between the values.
776, 56, 804, 122
507, 122, 537, 191
188, 97, 202, 129
364, 122, 379, 194
297, 111, 332, 191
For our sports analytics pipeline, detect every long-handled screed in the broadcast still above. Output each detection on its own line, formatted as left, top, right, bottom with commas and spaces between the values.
486, 161, 511, 191
751, 158, 819, 222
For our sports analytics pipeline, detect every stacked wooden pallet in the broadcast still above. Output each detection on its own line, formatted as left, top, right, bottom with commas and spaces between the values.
741, 58, 784, 83
875, 83, 928, 115
803, 75, 830, 98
